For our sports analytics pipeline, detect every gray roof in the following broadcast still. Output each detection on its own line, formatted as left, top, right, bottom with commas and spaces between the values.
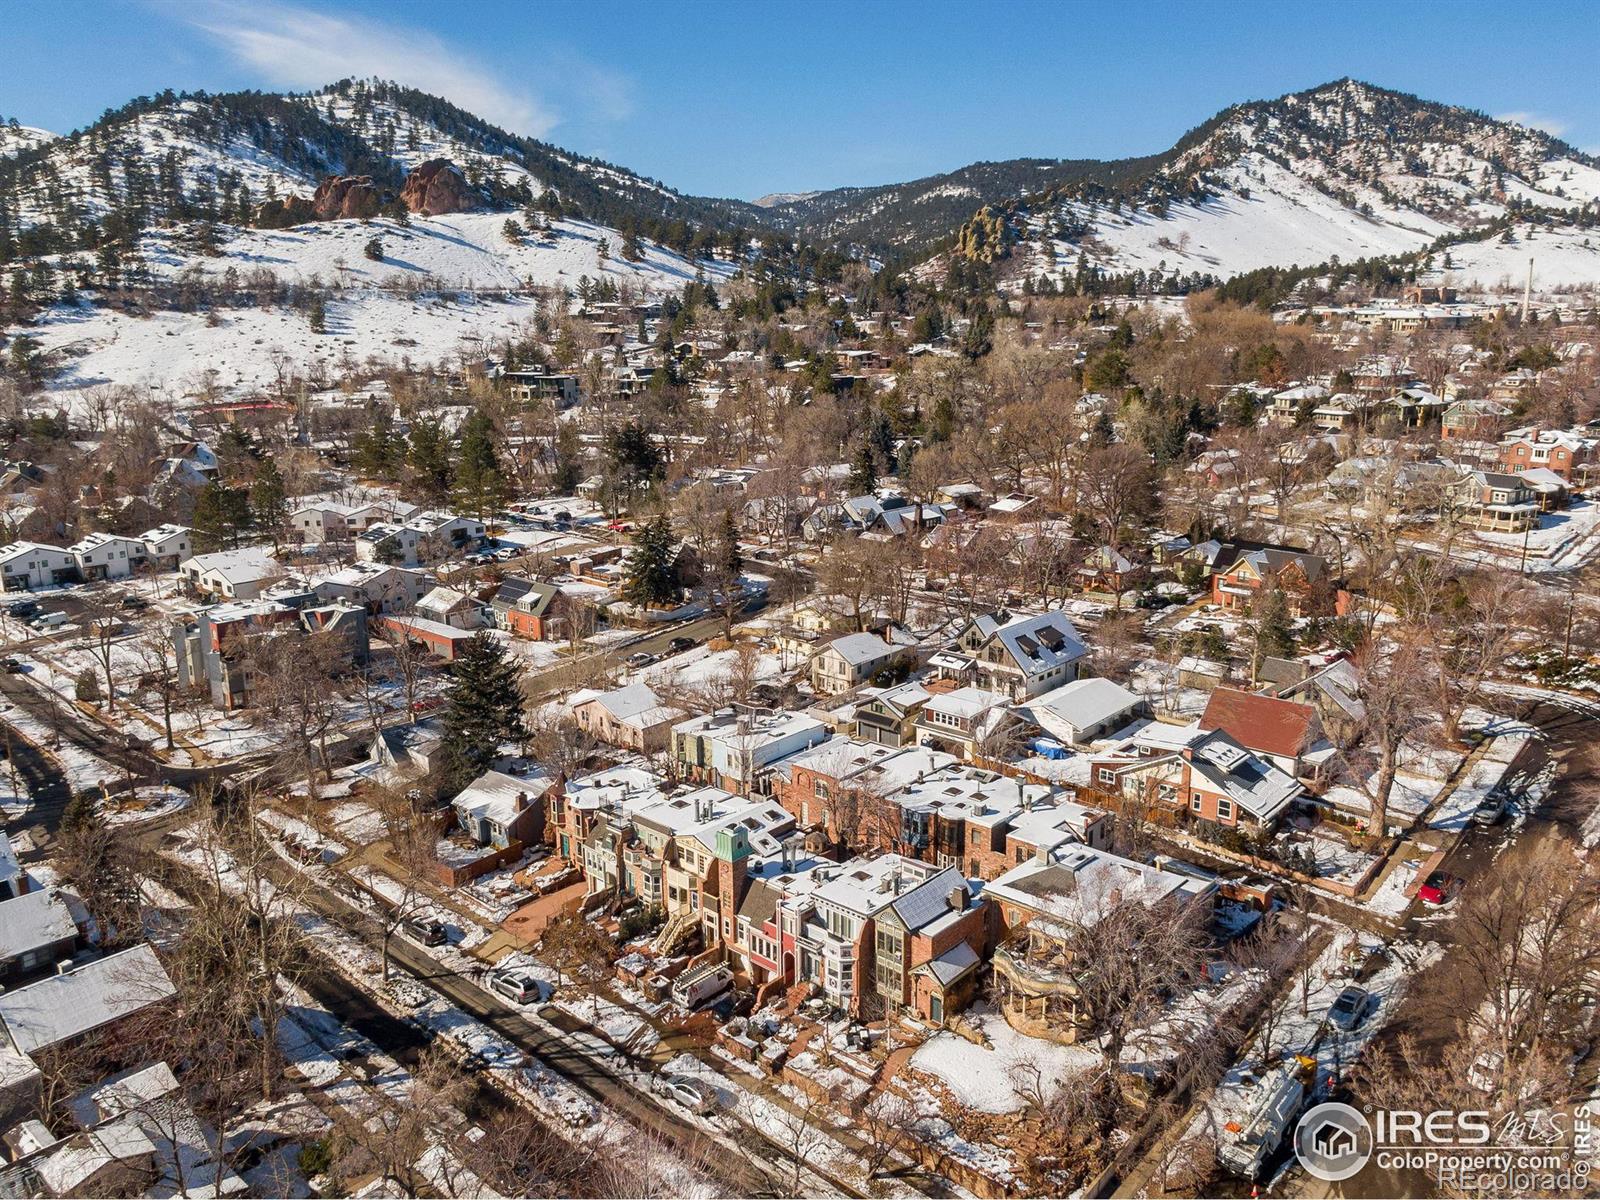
1024, 677, 1144, 734
0, 889, 77, 962
0, 945, 175, 1054
825, 631, 897, 667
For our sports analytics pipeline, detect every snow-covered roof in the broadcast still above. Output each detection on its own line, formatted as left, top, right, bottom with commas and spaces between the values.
0, 888, 78, 962
180, 546, 279, 585
822, 631, 897, 667
452, 767, 553, 827
581, 682, 670, 727
1022, 677, 1145, 735
0, 944, 176, 1055
983, 845, 1214, 929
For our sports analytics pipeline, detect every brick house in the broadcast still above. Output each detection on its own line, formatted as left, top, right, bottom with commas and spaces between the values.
1090, 727, 1302, 832
1497, 428, 1597, 484
1209, 544, 1340, 619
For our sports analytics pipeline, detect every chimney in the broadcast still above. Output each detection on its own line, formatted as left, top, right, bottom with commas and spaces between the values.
948, 885, 967, 911
1034, 844, 1049, 865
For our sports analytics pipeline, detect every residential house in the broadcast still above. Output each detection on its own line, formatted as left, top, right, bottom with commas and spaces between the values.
673, 707, 830, 794
1090, 727, 1302, 831
1267, 382, 1330, 425
1209, 544, 1338, 618
572, 682, 684, 753
1020, 677, 1149, 747
356, 511, 485, 567
0, 889, 82, 984
0, 542, 77, 592
452, 765, 555, 850
0, 944, 176, 1058
1441, 398, 1511, 442
1199, 687, 1328, 778
137, 524, 193, 571
1278, 659, 1366, 748
852, 680, 932, 748
810, 631, 906, 696
312, 562, 430, 614
913, 686, 1015, 761
1498, 427, 1597, 483
414, 585, 486, 630
931, 609, 1088, 700
1448, 470, 1540, 532
68, 532, 146, 582
179, 547, 282, 602
492, 577, 568, 639
985, 846, 1215, 1043
175, 598, 369, 710
500, 371, 580, 407
778, 854, 988, 1022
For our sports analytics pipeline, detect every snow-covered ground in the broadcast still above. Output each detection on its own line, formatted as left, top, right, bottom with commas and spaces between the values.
22, 209, 735, 414
908, 1005, 1098, 1114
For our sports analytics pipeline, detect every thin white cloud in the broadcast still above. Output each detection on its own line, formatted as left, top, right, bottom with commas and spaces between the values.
173, 0, 624, 138
1496, 110, 1570, 138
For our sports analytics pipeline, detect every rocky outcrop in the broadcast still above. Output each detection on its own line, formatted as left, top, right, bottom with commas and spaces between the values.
400, 159, 475, 216
253, 194, 318, 229
311, 174, 385, 221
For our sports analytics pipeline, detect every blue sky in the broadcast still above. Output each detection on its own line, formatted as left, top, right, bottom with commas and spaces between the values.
3, 0, 1598, 200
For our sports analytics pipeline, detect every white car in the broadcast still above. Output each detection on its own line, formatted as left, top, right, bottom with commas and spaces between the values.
487, 968, 547, 1005
652, 1073, 716, 1115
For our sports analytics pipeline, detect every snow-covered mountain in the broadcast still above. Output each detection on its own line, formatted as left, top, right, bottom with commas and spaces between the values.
0, 124, 56, 161
0, 80, 744, 408
989, 80, 1600, 287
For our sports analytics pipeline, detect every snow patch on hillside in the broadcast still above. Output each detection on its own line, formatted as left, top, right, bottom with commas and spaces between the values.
21, 212, 734, 409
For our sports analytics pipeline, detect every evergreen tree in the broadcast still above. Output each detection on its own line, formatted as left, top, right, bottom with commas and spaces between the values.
363, 237, 384, 261
438, 632, 528, 792
452, 406, 510, 521
406, 417, 453, 505
308, 293, 327, 334
623, 515, 682, 609
552, 421, 583, 494
1248, 586, 1297, 671
251, 457, 289, 548
192, 480, 252, 551
353, 407, 401, 479
717, 509, 744, 580
847, 442, 877, 496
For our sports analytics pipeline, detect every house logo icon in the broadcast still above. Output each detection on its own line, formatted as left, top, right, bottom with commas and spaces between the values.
1294, 1102, 1373, 1181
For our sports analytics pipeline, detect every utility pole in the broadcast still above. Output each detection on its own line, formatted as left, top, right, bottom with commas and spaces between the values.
1521, 257, 1534, 324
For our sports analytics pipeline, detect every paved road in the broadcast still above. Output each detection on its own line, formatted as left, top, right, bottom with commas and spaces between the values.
0, 715, 71, 857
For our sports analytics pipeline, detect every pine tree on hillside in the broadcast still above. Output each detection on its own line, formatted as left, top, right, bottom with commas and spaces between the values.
452, 407, 510, 522
438, 632, 527, 793
623, 515, 682, 610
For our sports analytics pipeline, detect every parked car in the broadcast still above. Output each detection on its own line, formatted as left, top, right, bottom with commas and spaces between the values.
403, 916, 448, 946
626, 651, 655, 669
1472, 791, 1509, 827
1328, 986, 1370, 1032
119, 594, 149, 610
410, 696, 443, 714
5, 600, 39, 620
29, 611, 67, 630
667, 636, 696, 653
1, 658, 24, 673
487, 968, 547, 1005
671, 963, 732, 1009
652, 1072, 717, 1115
1417, 871, 1461, 907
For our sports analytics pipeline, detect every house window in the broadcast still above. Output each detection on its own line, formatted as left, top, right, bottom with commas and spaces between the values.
1217, 797, 1235, 822
1097, 768, 1116, 785
813, 779, 830, 799
1190, 793, 1204, 813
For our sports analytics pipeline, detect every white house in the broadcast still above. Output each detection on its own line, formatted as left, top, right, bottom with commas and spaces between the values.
69, 532, 146, 582
312, 563, 430, 614
0, 542, 77, 592
138, 525, 192, 570
179, 547, 282, 601
414, 585, 486, 630
1020, 677, 1149, 747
